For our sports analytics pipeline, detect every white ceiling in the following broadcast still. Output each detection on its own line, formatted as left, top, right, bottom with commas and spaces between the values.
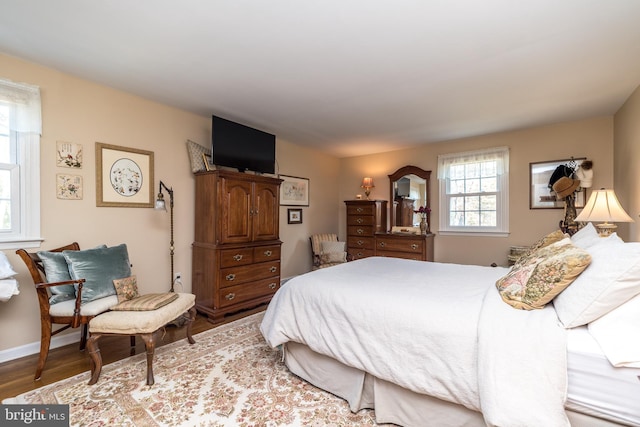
1, 1, 640, 157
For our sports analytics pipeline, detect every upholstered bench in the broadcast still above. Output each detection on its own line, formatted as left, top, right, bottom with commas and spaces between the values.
86, 292, 196, 386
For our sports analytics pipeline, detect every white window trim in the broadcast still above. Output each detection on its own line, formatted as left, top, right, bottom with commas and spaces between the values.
438, 146, 509, 237
0, 78, 42, 250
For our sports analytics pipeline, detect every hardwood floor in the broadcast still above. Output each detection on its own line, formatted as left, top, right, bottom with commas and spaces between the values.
0, 306, 266, 402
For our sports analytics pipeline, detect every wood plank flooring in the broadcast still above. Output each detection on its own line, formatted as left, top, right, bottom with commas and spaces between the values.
0, 307, 265, 402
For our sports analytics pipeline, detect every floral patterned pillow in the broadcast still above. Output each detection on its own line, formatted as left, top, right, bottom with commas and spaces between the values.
113, 275, 139, 303
496, 238, 591, 310
513, 229, 568, 268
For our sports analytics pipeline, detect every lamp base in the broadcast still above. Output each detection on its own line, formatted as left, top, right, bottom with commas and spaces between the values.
595, 222, 617, 237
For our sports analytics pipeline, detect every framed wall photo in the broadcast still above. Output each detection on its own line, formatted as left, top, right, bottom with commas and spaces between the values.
96, 142, 154, 207
530, 158, 586, 209
279, 175, 310, 206
56, 174, 83, 199
56, 141, 83, 168
287, 208, 303, 224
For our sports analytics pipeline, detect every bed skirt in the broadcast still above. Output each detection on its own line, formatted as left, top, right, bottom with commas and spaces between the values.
284, 341, 629, 427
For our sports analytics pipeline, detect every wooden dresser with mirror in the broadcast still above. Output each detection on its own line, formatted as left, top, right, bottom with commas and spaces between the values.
345, 165, 434, 262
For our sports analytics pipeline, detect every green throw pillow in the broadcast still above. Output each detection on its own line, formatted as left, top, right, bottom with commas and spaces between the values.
37, 251, 75, 304
63, 244, 131, 304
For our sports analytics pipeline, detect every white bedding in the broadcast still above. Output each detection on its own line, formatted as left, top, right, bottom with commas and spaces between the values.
261, 257, 569, 427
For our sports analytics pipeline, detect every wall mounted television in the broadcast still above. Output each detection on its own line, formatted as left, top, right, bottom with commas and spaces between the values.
211, 115, 276, 174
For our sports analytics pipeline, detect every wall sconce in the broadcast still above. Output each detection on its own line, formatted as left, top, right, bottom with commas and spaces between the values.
361, 177, 374, 200
155, 180, 176, 292
575, 188, 634, 236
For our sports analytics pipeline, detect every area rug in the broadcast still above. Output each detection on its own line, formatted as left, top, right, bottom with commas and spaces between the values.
3, 312, 387, 426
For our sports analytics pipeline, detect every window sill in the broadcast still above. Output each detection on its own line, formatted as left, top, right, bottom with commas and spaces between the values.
438, 231, 510, 238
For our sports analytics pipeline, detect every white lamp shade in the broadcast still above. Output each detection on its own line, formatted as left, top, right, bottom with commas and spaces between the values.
575, 189, 634, 223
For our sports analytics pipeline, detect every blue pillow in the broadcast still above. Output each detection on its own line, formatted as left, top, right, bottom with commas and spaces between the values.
63, 244, 131, 304
37, 251, 75, 304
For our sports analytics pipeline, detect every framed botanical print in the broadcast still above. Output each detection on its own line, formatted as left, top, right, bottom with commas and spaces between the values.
96, 142, 154, 207
279, 175, 309, 206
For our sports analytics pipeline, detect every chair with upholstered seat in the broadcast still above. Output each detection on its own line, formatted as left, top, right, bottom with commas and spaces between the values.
16, 243, 124, 380
309, 233, 349, 270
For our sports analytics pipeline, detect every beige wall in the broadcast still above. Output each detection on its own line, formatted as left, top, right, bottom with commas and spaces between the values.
613, 84, 640, 241
339, 117, 614, 266
0, 54, 339, 354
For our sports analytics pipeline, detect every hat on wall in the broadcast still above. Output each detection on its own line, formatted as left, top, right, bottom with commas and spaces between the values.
552, 176, 581, 199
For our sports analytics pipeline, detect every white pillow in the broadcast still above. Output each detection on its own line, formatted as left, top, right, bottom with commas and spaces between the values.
554, 240, 640, 327
321, 241, 345, 254
588, 294, 640, 368
570, 222, 622, 249
0, 252, 17, 279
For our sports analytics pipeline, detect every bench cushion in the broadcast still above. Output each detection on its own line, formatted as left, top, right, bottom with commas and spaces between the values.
89, 293, 195, 335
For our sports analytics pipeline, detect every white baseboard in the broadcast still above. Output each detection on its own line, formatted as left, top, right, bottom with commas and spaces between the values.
0, 331, 81, 364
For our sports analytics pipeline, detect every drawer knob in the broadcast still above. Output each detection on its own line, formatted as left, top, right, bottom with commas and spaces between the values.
379, 241, 386, 247
411, 244, 418, 250
233, 254, 243, 261
357, 240, 364, 246
264, 250, 272, 257
356, 207, 364, 213
356, 228, 364, 235
225, 273, 236, 281
224, 293, 235, 301
357, 252, 363, 257
269, 266, 278, 273
268, 282, 277, 289
356, 218, 363, 224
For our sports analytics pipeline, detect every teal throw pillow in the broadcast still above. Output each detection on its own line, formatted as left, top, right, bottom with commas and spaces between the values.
37, 251, 75, 304
63, 244, 131, 304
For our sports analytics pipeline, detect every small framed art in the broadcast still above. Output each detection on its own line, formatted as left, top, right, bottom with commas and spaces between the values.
287, 208, 303, 224
530, 158, 586, 209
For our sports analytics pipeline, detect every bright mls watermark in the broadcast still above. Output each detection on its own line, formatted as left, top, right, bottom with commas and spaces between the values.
1, 405, 69, 426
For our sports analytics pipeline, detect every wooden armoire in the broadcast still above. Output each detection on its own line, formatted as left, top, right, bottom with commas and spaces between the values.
192, 170, 282, 324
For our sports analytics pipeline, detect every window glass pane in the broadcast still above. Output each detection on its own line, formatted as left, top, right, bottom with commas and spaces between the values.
450, 196, 464, 210
481, 161, 497, 177
480, 195, 496, 210
465, 195, 480, 210
0, 169, 11, 231
465, 163, 480, 178
481, 211, 496, 226
0, 105, 9, 164
465, 178, 480, 193
450, 164, 465, 179
465, 211, 479, 226
0, 200, 10, 231
0, 105, 8, 134
450, 211, 464, 226
481, 177, 497, 192
450, 179, 465, 194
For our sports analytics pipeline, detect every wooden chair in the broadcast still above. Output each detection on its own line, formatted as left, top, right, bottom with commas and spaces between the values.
309, 233, 349, 270
16, 242, 120, 380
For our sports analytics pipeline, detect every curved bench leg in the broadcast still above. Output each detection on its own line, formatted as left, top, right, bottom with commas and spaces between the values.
140, 332, 157, 386
87, 334, 103, 385
185, 306, 196, 345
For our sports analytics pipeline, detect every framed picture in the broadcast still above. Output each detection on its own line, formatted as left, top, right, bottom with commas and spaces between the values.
56, 174, 83, 199
56, 141, 83, 168
530, 158, 586, 209
202, 153, 213, 171
287, 208, 303, 224
96, 142, 154, 207
279, 175, 309, 206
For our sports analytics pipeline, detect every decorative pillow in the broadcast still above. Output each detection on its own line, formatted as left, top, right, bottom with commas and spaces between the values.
0, 251, 17, 279
63, 244, 131, 304
512, 229, 568, 268
553, 240, 640, 327
321, 241, 345, 254
186, 139, 211, 173
496, 238, 591, 310
320, 251, 347, 264
111, 292, 179, 311
588, 294, 640, 368
37, 251, 75, 304
113, 275, 139, 303
39, 245, 108, 304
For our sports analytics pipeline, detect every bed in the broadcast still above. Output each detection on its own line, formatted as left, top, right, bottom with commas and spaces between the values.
260, 226, 640, 427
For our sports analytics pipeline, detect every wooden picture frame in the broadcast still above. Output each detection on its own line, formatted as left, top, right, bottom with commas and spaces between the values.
279, 175, 310, 206
530, 158, 586, 209
287, 208, 303, 224
96, 142, 154, 207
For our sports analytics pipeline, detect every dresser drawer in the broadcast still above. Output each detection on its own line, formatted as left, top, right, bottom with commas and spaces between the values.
347, 204, 376, 216
219, 248, 254, 268
253, 245, 281, 263
219, 261, 280, 289
349, 248, 375, 260
376, 237, 424, 253
347, 225, 374, 237
218, 277, 280, 308
347, 215, 375, 226
347, 236, 374, 250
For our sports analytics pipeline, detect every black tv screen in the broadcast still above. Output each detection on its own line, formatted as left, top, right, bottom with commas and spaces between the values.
211, 115, 276, 174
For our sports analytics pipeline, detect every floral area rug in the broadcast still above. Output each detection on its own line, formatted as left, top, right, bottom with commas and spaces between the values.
4, 312, 386, 426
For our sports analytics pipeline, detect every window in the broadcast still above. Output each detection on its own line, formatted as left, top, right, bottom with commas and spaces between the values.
0, 78, 41, 249
438, 147, 509, 236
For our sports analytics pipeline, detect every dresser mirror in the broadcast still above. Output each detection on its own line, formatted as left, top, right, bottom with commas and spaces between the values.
388, 165, 431, 230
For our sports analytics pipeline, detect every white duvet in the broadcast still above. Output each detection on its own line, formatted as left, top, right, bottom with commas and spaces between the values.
261, 257, 569, 427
